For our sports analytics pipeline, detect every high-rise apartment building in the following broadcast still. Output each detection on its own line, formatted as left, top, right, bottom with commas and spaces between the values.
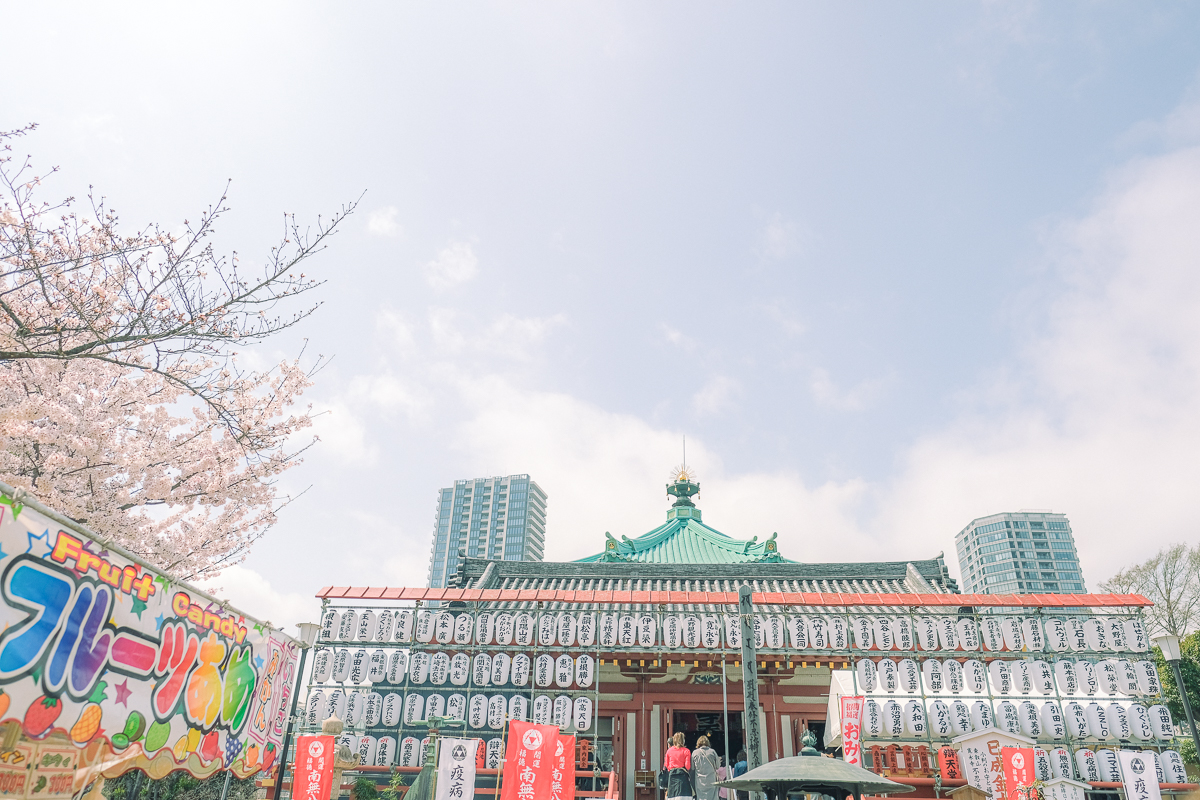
426, 474, 547, 588
954, 511, 1086, 595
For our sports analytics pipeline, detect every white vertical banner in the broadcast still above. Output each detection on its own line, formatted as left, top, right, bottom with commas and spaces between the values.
1118, 750, 1163, 800
436, 737, 479, 800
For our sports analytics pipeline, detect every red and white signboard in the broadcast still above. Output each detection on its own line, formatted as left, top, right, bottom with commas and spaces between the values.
839, 696, 866, 766
499, 721, 560, 800
1000, 747, 1037, 800
292, 735, 336, 800
551, 734, 576, 800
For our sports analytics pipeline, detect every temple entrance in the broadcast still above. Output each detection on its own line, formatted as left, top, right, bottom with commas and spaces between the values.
671, 710, 744, 766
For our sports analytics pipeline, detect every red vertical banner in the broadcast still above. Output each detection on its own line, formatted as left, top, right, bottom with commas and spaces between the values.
291, 735, 335, 800
499, 721, 560, 800
1000, 747, 1036, 800
938, 745, 962, 782
839, 696, 866, 766
552, 734, 577, 800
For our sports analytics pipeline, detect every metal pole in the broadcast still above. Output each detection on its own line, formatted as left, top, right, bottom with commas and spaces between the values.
219, 770, 233, 800
1169, 658, 1200, 759
738, 585, 763, 799
272, 643, 312, 800
721, 655, 731, 771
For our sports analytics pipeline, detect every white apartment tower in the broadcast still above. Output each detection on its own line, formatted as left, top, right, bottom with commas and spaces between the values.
954, 510, 1086, 595
426, 474, 547, 588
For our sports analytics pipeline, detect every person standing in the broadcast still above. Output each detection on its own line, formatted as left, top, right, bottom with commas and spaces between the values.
691, 735, 721, 800
730, 749, 749, 800
663, 732, 695, 800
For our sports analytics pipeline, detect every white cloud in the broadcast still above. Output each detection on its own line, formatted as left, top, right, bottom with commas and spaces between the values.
759, 212, 806, 260
424, 241, 479, 290
660, 323, 697, 351
202, 564, 321, 632
810, 368, 892, 411
367, 206, 403, 237
310, 400, 377, 465
691, 375, 740, 417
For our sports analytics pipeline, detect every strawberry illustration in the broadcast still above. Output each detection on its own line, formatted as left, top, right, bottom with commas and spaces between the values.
23, 696, 63, 739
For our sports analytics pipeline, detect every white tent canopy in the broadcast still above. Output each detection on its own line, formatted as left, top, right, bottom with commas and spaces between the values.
824, 670, 858, 749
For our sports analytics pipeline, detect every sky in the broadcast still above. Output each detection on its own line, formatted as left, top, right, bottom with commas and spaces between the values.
5, 3, 1200, 632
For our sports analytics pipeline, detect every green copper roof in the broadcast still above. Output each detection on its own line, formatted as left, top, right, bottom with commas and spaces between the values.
577, 477, 792, 564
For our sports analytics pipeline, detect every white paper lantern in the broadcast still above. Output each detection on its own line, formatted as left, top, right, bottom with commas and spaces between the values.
574, 696, 593, 731
313, 649, 333, 682
449, 652, 469, 686
487, 695, 507, 730
1096, 749, 1121, 782
490, 652, 511, 686
1144, 750, 1165, 783
638, 614, 657, 647
1148, 704, 1174, 740
553, 695, 572, 730
1085, 702, 1110, 739
430, 652, 450, 686
409, 652, 430, 685
486, 738, 504, 769
951, 700, 972, 735
956, 618, 981, 651
683, 615, 702, 648
1032, 748, 1052, 781
1083, 619, 1107, 652
996, 700, 1020, 735
515, 612, 535, 646
938, 618, 959, 651
598, 613, 618, 647
786, 616, 807, 649
1021, 618, 1045, 652
857, 659, 877, 692
476, 611, 494, 645
306, 690, 327, 726
1031, 660, 1054, 695
338, 611, 358, 642
964, 659, 987, 693
663, 615, 683, 649
1127, 703, 1153, 741
970, 700, 994, 731
415, 611, 433, 643
853, 618, 874, 650
395, 610, 414, 643
752, 616, 766, 649
929, 700, 953, 737
356, 735, 377, 766
922, 659, 944, 693
350, 649, 369, 684
1053, 660, 1077, 696
1077, 661, 1099, 695
332, 649, 352, 682
404, 693, 425, 726
538, 613, 557, 647
1044, 619, 1070, 653
577, 612, 597, 647
1097, 660, 1121, 695
619, 615, 637, 647
1002, 618, 1024, 652
453, 613, 472, 645
327, 688, 347, 721
1067, 618, 1087, 652
1018, 700, 1041, 737
703, 615, 722, 648
375, 737, 396, 767
883, 700, 904, 738
367, 650, 388, 683
434, 612, 454, 644
468, 694, 487, 729
1106, 703, 1131, 740
878, 658, 899, 692
864, 699, 884, 737
1135, 660, 1161, 696
508, 694, 528, 722
989, 660, 1013, 694
576, 655, 595, 688
1050, 747, 1073, 779
895, 617, 915, 651
447, 694, 466, 721
320, 609, 341, 641
383, 693, 403, 726
944, 659, 964, 693
472, 653, 492, 687
495, 613, 515, 646
898, 659, 920, 692
1161, 751, 1187, 783
830, 616, 849, 649
1064, 702, 1089, 739
425, 693, 445, 720
388, 651, 409, 684
1012, 660, 1034, 694
1106, 619, 1127, 651
807, 616, 828, 649
1124, 619, 1149, 653
765, 615, 785, 649
418, 738, 430, 766
557, 613, 578, 647
916, 618, 939, 651
1040, 701, 1066, 740
555, 654, 574, 688
875, 617, 897, 651
534, 654, 554, 688
980, 618, 1004, 652
1117, 660, 1140, 695
903, 699, 927, 736
400, 737, 420, 767
356, 611, 378, 642
363, 691, 383, 726
511, 654, 531, 687
725, 616, 742, 649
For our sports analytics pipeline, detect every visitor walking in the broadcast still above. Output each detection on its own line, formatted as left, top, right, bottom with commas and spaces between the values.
691, 736, 721, 800
730, 749, 749, 800
663, 732, 695, 800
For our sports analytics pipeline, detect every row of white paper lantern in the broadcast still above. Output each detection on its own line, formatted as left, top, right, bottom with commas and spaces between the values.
336, 734, 506, 769
962, 746, 1187, 785
320, 608, 1148, 655
307, 688, 593, 732
861, 696, 1175, 742
856, 657, 1162, 697
312, 649, 596, 689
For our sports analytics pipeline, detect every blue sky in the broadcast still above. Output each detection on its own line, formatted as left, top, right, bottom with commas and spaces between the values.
6, 3, 1200, 628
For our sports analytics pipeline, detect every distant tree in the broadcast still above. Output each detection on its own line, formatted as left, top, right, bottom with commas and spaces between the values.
1153, 631, 1200, 766
0, 124, 354, 580
1101, 543, 1200, 637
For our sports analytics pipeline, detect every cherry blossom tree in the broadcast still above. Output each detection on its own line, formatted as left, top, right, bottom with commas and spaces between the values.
0, 125, 354, 580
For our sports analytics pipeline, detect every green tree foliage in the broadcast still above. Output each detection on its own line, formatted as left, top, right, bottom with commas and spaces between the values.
1154, 632, 1200, 765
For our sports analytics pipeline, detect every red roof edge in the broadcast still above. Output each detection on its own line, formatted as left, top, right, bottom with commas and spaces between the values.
316, 586, 335, 598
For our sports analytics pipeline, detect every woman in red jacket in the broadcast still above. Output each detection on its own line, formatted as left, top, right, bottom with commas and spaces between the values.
663, 732, 695, 800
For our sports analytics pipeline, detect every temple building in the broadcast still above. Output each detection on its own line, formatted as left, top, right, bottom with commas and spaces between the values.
305, 474, 1166, 800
